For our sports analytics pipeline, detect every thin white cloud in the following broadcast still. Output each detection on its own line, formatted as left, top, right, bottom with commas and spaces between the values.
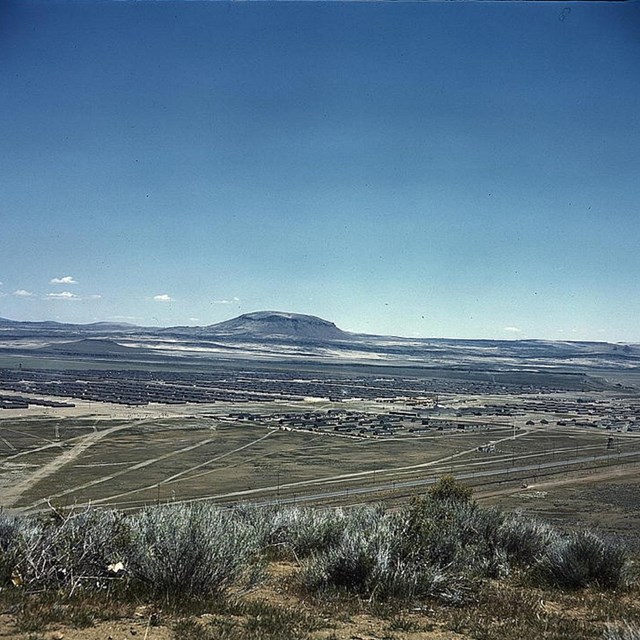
153, 294, 173, 302
0, 281, 3, 286
189, 317, 200, 323
87, 294, 103, 300
213, 296, 240, 304
13, 289, 34, 297
46, 291, 80, 300
50, 275, 77, 285
503, 326, 522, 333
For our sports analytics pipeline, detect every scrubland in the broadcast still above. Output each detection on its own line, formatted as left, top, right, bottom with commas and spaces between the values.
0, 477, 638, 640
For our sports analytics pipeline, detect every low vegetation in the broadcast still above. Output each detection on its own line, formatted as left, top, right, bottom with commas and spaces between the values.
605, 623, 640, 640
536, 530, 631, 590
0, 477, 637, 639
127, 502, 262, 599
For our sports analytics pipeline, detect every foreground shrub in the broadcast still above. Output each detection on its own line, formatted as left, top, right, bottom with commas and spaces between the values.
234, 504, 384, 561
0, 510, 19, 584
536, 530, 630, 590
400, 494, 569, 580
236, 505, 348, 558
281, 506, 382, 559
127, 503, 260, 600
427, 475, 474, 503
0, 487, 633, 608
10, 508, 127, 592
605, 622, 640, 640
300, 512, 473, 604
0, 509, 18, 548
496, 511, 559, 568
399, 495, 509, 578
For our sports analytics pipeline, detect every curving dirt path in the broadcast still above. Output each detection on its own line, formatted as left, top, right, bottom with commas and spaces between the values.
1, 421, 138, 508
21, 433, 220, 512
58, 429, 279, 508
90, 427, 540, 510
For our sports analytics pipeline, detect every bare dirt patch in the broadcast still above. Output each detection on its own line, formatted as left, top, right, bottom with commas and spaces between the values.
480, 463, 640, 551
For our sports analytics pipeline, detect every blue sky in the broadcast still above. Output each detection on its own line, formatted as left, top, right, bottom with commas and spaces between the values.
1, 1, 639, 341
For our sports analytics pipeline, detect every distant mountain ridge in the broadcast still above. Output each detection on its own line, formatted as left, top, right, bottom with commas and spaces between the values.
1, 313, 639, 366
203, 311, 349, 341
0, 317, 137, 331
41, 339, 146, 356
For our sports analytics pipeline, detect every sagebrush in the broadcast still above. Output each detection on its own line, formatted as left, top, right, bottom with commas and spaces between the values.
0, 479, 633, 606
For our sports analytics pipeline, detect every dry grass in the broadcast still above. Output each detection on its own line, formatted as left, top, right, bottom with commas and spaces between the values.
1, 567, 638, 639
1, 483, 638, 640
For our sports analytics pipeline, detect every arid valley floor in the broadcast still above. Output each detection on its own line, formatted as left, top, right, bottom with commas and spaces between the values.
1, 314, 640, 639
1, 351, 639, 549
